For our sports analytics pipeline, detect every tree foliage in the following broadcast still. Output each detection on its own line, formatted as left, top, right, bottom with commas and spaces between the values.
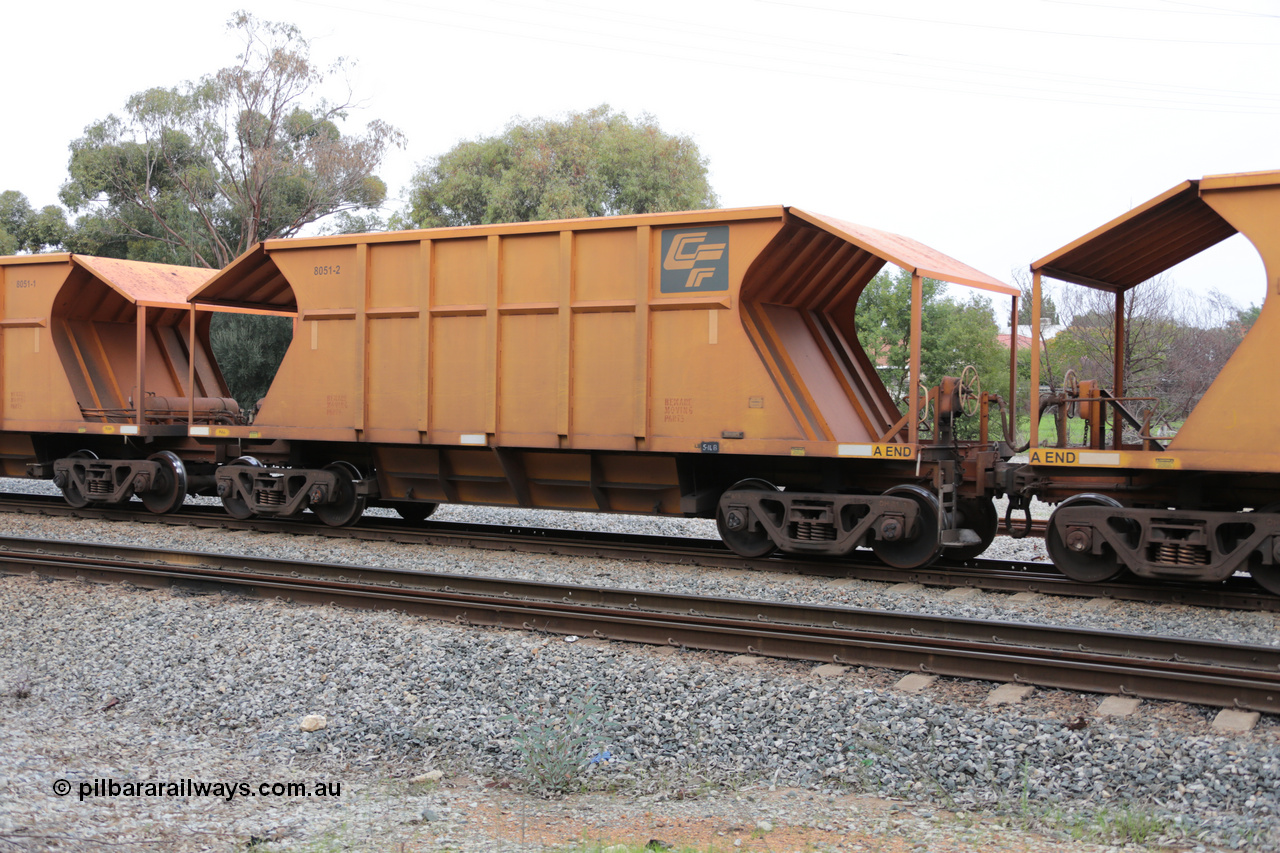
54, 11, 403, 408
402, 105, 717, 227
0, 191, 70, 254
855, 268, 1010, 407
60, 11, 403, 268
1016, 280, 1058, 326
209, 313, 293, 411
1236, 302, 1261, 332
1044, 278, 1248, 429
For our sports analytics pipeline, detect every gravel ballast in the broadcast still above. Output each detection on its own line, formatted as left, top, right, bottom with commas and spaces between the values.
1, 482, 1278, 850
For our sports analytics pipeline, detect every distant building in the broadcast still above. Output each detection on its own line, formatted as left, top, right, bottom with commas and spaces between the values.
998, 323, 1061, 350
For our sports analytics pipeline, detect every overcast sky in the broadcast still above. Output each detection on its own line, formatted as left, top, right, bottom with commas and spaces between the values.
6, 0, 1277, 312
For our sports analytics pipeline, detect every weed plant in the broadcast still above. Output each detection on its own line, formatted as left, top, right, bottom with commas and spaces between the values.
505, 691, 614, 796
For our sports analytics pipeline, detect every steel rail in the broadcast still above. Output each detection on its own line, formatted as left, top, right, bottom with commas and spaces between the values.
3, 536, 1278, 713
0, 493, 1275, 611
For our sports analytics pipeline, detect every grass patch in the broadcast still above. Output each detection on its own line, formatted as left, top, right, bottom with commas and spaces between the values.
1004, 797, 1173, 846
1068, 805, 1171, 845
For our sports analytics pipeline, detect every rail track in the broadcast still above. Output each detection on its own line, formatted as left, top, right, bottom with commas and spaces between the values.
2, 491, 1276, 612
4, 535, 1278, 713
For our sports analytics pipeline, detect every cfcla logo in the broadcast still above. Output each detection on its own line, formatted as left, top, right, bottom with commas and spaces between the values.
659, 226, 730, 293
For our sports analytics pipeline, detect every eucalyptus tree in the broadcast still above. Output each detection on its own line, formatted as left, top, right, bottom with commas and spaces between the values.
60, 12, 403, 269
403, 105, 717, 228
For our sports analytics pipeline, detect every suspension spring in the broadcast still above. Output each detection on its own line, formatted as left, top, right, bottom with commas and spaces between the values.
1151, 542, 1210, 565
792, 521, 837, 541
255, 489, 286, 506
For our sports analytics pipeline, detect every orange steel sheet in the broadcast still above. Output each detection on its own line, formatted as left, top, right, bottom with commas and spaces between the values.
794, 211, 1016, 295
191, 207, 1010, 456
74, 256, 214, 307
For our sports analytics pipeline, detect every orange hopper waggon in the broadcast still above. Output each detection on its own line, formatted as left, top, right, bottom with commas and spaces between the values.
2, 206, 1018, 568
181, 206, 1018, 568
0, 254, 233, 513
1020, 169, 1280, 594
8, 171, 1280, 592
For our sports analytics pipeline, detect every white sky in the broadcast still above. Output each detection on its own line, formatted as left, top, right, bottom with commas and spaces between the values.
5, 0, 1277, 312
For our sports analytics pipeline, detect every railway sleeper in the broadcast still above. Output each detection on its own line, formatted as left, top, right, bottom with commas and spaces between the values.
215, 463, 379, 526
718, 488, 964, 559
1047, 504, 1280, 585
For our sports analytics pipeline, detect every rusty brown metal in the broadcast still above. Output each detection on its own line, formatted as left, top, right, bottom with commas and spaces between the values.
792, 211, 1016, 296
74, 256, 212, 308
1113, 290, 1124, 449
909, 273, 922, 445
1030, 270, 1042, 448
1008, 295, 1018, 445
1031, 180, 1235, 292
135, 303, 145, 427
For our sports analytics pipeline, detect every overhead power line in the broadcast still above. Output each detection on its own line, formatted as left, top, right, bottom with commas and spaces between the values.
294, 0, 1280, 115
756, 0, 1280, 45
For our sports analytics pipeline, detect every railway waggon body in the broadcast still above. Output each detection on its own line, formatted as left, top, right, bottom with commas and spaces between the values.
1025, 169, 1280, 594
7, 169, 1280, 592
184, 206, 1017, 567
0, 253, 235, 512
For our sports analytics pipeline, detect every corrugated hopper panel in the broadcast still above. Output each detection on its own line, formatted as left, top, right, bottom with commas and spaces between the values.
571, 311, 636, 442
575, 230, 636, 302
758, 303, 873, 442
741, 218, 895, 442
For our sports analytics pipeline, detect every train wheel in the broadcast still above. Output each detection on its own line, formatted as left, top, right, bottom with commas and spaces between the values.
390, 501, 437, 523
716, 479, 779, 558
1046, 494, 1128, 583
1248, 504, 1280, 594
1249, 556, 1280, 594
59, 450, 97, 508
948, 497, 999, 562
220, 456, 261, 520
313, 461, 367, 528
141, 451, 187, 515
872, 485, 943, 569
1252, 562, 1280, 595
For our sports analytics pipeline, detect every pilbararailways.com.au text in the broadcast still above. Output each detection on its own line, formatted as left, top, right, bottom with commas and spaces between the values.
53, 778, 341, 802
